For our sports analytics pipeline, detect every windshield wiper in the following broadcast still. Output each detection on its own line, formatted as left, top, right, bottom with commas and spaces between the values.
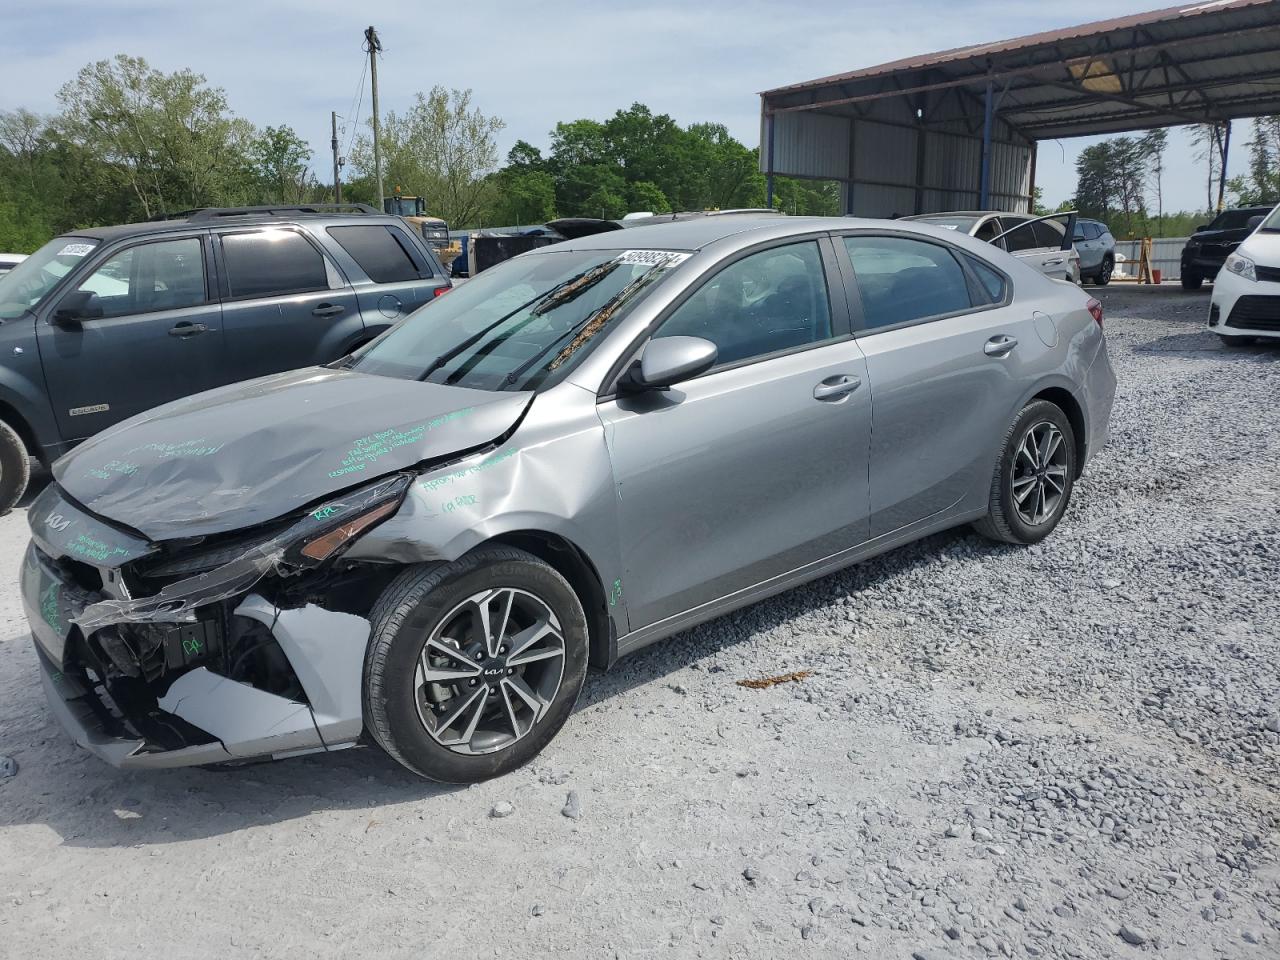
413, 264, 609, 384
503, 263, 671, 390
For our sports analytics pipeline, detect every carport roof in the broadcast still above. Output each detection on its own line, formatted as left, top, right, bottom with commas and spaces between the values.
760, 0, 1280, 140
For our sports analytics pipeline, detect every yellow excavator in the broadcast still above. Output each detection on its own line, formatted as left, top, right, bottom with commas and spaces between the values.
382, 191, 456, 258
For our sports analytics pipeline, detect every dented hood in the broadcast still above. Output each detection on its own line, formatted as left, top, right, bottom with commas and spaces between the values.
53, 368, 532, 541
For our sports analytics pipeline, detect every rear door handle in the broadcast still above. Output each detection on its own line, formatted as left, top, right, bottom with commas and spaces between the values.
813, 375, 861, 400
984, 335, 1018, 357
1044, 257, 1065, 266
312, 303, 346, 318
168, 321, 208, 337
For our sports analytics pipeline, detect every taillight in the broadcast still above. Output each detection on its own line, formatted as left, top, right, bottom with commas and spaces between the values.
1086, 297, 1103, 328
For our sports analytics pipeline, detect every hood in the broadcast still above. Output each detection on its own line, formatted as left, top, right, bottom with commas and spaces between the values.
54, 368, 532, 541
1239, 229, 1280, 266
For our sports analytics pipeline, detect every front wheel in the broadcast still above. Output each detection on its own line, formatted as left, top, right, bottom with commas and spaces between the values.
1219, 334, 1255, 347
0, 419, 30, 515
973, 400, 1077, 545
1181, 270, 1204, 291
363, 547, 588, 783
1095, 257, 1113, 286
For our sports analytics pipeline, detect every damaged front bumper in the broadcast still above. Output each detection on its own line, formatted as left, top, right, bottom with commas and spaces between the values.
22, 480, 403, 769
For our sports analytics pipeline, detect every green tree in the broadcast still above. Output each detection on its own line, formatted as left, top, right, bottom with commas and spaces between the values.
351, 86, 504, 227
56, 54, 256, 218
1227, 116, 1280, 205
250, 125, 313, 203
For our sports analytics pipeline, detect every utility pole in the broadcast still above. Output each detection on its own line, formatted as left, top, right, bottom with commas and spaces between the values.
331, 111, 342, 204
365, 25, 384, 211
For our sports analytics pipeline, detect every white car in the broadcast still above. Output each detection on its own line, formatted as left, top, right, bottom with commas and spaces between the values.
904, 211, 1082, 284
1208, 203, 1280, 345
0, 253, 27, 275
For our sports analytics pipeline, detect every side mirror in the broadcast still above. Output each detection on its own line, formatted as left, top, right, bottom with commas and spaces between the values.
1246, 215, 1264, 231
51, 289, 102, 327
622, 336, 718, 392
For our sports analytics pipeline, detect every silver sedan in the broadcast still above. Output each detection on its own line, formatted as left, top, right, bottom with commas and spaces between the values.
24, 215, 1115, 782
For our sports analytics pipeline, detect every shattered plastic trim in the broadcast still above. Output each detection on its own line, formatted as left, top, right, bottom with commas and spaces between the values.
72, 475, 410, 634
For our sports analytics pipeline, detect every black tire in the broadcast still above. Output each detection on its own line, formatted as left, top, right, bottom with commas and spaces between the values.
973, 400, 1077, 546
363, 546, 588, 783
0, 419, 30, 515
1095, 256, 1113, 286
1219, 334, 1254, 347
1181, 270, 1204, 291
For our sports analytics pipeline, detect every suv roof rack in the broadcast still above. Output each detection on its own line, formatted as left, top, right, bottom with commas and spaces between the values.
152, 203, 381, 222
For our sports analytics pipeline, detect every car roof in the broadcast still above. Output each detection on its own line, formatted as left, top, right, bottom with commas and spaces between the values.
556, 215, 880, 252
61, 212, 407, 243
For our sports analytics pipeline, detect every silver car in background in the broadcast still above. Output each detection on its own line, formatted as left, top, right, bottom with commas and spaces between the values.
23, 215, 1115, 783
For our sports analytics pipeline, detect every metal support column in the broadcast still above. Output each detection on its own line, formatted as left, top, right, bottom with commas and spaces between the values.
979, 71, 994, 209
1216, 120, 1232, 212
765, 113, 776, 208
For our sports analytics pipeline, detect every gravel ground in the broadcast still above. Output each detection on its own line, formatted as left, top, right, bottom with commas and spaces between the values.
0, 286, 1276, 959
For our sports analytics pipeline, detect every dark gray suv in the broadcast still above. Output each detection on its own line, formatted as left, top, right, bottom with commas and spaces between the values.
0, 204, 450, 511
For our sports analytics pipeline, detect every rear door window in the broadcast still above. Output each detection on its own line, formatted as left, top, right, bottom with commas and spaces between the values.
843, 235, 975, 329
220, 229, 330, 299
1032, 219, 1066, 249
327, 225, 430, 283
999, 218, 1039, 252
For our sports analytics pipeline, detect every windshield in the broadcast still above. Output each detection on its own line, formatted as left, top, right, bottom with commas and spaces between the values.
349, 247, 689, 391
1206, 208, 1269, 231
1259, 204, 1280, 232
0, 236, 99, 320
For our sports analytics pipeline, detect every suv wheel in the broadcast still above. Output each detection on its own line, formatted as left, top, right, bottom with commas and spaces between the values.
1181, 270, 1204, 291
1095, 256, 1113, 286
0, 419, 30, 514
1219, 334, 1254, 347
363, 547, 588, 783
973, 400, 1077, 546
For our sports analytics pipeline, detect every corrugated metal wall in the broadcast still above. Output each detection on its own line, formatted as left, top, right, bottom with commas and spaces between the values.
765, 109, 1033, 217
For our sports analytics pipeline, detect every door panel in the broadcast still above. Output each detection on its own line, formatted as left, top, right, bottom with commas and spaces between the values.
836, 231, 1041, 537
599, 341, 872, 629
38, 234, 224, 441
326, 223, 443, 328
857, 306, 1040, 536
213, 228, 363, 383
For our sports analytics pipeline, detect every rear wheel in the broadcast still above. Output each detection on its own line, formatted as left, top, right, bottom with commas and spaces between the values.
363, 547, 588, 783
0, 419, 30, 515
1181, 270, 1204, 291
973, 400, 1077, 545
1095, 256, 1113, 286
1219, 334, 1255, 347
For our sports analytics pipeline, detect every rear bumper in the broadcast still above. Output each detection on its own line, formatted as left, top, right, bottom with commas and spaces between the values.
23, 540, 372, 770
1082, 338, 1116, 468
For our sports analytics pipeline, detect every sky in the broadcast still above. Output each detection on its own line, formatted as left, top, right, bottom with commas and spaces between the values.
0, 0, 1258, 213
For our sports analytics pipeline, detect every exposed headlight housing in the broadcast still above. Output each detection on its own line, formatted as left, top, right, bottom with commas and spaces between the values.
1224, 253, 1257, 282
291, 474, 412, 566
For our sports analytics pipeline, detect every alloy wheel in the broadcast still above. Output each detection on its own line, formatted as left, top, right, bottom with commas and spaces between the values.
413, 587, 566, 756
1012, 421, 1069, 526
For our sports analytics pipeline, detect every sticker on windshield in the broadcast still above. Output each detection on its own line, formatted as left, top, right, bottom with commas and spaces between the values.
56, 242, 95, 257
617, 250, 690, 267
938, 224, 959, 230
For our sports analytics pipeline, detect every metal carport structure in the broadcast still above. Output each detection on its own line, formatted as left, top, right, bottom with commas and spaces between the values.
758, 0, 1280, 217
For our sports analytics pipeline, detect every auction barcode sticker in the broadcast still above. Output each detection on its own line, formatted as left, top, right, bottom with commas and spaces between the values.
618, 250, 691, 267
57, 242, 95, 257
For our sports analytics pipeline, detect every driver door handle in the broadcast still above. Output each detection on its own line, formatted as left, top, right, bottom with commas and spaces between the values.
813, 375, 861, 400
984, 335, 1018, 357
1044, 257, 1065, 266
168, 321, 208, 337
312, 303, 346, 318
